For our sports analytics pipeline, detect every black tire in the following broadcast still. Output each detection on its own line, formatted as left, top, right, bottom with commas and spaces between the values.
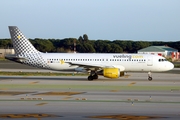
88, 76, 93, 81
93, 75, 98, 79
148, 77, 152, 81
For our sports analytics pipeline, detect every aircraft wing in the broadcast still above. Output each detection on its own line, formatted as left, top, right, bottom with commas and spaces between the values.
67, 62, 112, 68
67, 62, 125, 71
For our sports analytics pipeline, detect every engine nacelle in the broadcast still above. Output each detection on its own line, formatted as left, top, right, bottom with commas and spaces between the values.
103, 68, 119, 78
102, 68, 125, 78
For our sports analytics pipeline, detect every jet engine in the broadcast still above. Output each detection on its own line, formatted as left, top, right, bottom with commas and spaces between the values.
102, 68, 125, 78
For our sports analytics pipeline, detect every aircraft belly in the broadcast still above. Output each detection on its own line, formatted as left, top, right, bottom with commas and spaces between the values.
48, 63, 77, 71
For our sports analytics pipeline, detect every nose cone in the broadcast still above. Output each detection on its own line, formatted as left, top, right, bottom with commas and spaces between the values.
168, 62, 174, 70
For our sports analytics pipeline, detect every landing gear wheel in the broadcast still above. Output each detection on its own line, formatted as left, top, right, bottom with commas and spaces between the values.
148, 77, 152, 81
93, 74, 98, 79
88, 76, 93, 81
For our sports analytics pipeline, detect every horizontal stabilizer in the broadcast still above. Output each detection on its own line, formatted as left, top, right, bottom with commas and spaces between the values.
5, 55, 27, 63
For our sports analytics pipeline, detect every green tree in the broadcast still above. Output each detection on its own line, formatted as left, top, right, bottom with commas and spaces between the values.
110, 43, 123, 53
83, 43, 95, 53
103, 44, 112, 53
78, 36, 83, 43
94, 40, 105, 52
33, 38, 54, 52
0, 39, 12, 48
83, 34, 89, 42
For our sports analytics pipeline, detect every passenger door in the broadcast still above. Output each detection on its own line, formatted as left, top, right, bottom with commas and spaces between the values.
147, 56, 153, 66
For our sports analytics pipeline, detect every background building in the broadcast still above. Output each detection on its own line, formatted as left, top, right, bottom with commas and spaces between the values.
138, 46, 178, 57
0, 49, 14, 58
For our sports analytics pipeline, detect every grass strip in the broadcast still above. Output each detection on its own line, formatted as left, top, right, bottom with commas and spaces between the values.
0, 71, 88, 76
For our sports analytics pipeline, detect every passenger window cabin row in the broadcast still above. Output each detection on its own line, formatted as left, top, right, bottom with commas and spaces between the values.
47, 59, 146, 62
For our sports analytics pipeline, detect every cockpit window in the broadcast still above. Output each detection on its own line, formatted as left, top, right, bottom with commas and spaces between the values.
158, 59, 167, 62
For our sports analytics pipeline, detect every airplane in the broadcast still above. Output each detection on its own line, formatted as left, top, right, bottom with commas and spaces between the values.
5, 26, 174, 81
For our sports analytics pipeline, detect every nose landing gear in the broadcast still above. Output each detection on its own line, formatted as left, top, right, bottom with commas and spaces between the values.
148, 71, 152, 81
148, 76, 152, 81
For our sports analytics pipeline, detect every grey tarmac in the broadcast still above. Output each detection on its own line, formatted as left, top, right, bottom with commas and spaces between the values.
0, 71, 180, 120
0, 61, 180, 120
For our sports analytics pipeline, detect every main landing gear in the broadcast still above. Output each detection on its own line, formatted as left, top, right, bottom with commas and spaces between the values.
148, 71, 152, 81
88, 71, 98, 81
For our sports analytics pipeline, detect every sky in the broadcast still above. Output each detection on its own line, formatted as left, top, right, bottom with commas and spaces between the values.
0, 0, 180, 41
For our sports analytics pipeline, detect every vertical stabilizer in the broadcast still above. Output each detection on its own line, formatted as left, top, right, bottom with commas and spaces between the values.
8, 26, 39, 55
8, 26, 50, 69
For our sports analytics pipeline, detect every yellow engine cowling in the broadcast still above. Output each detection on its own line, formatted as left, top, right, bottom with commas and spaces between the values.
103, 68, 122, 78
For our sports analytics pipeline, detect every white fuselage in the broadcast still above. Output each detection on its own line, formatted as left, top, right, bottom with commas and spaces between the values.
40, 53, 174, 72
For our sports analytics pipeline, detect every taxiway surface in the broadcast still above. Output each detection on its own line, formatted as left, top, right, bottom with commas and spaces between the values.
0, 61, 180, 119
0, 72, 180, 120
